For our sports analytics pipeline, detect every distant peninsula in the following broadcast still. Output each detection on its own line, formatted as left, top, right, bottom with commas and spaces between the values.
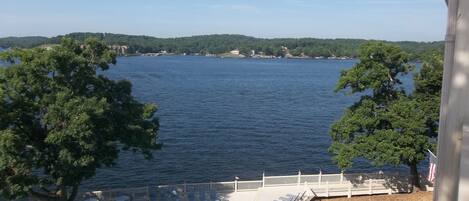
0, 32, 444, 60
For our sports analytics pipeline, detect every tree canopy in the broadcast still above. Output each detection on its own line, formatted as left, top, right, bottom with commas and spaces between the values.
0, 38, 160, 201
329, 42, 442, 189
413, 52, 444, 141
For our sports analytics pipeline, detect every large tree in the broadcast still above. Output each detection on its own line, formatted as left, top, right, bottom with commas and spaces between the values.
413, 52, 444, 142
0, 38, 160, 201
329, 42, 441, 189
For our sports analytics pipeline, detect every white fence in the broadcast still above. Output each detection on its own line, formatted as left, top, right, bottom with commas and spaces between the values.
154, 172, 411, 201
73, 172, 412, 201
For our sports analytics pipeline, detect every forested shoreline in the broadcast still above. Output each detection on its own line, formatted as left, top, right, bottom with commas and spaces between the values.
0, 32, 444, 60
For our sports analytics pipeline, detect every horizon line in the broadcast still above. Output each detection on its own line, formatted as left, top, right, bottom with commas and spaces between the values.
0, 32, 444, 43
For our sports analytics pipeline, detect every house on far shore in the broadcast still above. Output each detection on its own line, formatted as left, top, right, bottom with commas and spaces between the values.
109, 45, 129, 55
230, 49, 240, 55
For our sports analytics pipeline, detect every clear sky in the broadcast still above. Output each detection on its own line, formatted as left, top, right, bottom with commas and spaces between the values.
0, 0, 447, 41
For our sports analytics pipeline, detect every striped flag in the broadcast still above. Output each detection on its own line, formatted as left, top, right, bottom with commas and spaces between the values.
427, 150, 437, 184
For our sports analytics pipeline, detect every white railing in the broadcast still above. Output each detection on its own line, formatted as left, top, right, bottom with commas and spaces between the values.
154, 171, 410, 200
237, 180, 263, 191
72, 171, 411, 201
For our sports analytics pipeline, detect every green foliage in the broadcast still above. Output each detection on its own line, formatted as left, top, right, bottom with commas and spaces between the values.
0, 38, 160, 201
0, 36, 51, 49
0, 32, 444, 60
413, 52, 444, 142
335, 42, 412, 97
329, 42, 442, 188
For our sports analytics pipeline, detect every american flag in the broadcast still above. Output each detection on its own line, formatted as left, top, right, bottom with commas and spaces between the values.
427, 150, 437, 184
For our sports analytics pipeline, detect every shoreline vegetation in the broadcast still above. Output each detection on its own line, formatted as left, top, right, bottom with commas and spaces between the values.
0, 32, 443, 61
136, 51, 354, 60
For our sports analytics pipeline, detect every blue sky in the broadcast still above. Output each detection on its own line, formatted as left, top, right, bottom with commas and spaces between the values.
1, 0, 447, 41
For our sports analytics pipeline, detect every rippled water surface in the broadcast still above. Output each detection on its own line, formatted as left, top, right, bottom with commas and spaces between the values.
81, 56, 412, 190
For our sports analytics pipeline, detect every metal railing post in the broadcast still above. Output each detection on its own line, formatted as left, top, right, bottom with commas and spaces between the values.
340, 171, 344, 184
297, 170, 301, 186
348, 183, 352, 198
318, 170, 322, 185
368, 179, 372, 195
262, 172, 265, 187
235, 178, 238, 192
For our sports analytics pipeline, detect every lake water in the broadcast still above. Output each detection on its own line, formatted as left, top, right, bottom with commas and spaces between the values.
81, 56, 414, 190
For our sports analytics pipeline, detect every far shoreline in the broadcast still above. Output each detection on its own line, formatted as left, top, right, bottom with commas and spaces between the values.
120, 53, 357, 61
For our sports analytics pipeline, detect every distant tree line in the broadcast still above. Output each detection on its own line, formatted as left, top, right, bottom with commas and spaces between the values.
0, 32, 444, 60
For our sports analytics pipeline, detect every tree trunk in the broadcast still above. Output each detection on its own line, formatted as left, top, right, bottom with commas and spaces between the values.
67, 184, 80, 201
410, 163, 421, 191
58, 188, 66, 201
